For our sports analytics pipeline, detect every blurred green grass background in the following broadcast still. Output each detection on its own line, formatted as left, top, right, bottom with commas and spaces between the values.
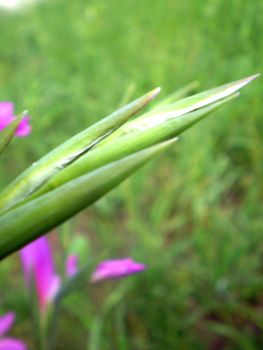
0, 0, 263, 349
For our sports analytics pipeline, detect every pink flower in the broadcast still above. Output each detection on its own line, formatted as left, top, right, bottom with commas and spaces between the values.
20, 237, 61, 315
20, 237, 146, 313
0, 102, 31, 137
91, 258, 146, 282
20, 237, 80, 313
0, 312, 27, 350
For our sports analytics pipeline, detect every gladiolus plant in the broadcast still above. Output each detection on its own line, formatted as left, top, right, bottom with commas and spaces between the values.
0, 75, 259, 260
0, 75, 259, 349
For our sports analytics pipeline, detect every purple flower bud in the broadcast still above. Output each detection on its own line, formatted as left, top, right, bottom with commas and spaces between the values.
91, 257, 146, 283
20, 237, 61, 314
0, 312, 27, 350
0, 338, 27, 350
66, 255, 78, 277
0, 312, 15, 337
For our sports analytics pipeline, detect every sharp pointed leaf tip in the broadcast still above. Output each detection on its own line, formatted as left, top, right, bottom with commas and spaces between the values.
212, 75, 255, 104
154, 86, 161, 94
235, 73, 260, 89
246, 73, 260, 81
227, 74, 259, 95
148, 87, 161, 101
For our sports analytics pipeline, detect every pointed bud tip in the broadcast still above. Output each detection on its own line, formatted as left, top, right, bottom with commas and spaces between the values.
249, 73, 260, 79
223, 73, 260, 97
149, 87, 161, 100
238, 73, 260, 88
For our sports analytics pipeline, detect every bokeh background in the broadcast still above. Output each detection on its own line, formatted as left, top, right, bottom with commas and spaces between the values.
0, 0, 262, 349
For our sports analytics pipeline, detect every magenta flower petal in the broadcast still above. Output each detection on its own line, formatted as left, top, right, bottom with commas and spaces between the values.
0, 102, 14, 119
0, 114, 14, 131
66, 255, 78, 277
91, 258, 146, 282
0, 313, 15, 337
0, 338, 27, 350
20, 237, 61, 313
15, 116, 31, 137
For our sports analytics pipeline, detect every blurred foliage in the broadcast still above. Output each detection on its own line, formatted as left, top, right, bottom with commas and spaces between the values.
0, 0, 263, 349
